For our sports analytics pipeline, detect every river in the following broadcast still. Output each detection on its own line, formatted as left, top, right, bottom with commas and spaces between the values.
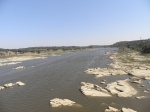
0, 48, 149, 112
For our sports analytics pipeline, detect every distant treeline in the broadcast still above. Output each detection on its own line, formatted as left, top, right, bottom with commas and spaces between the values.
112, 39, 150, 53
0, 46, 93, 53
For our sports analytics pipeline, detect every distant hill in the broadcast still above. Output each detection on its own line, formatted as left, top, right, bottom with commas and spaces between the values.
112, 39, 150, 53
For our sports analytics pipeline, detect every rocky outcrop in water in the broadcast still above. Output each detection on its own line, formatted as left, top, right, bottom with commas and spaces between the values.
84, 68, 127, 78
105, 106, 137, 112
105, 79, 137, 97
13, 66, 25, 70
4, 83, 15, 88
16, 81, 25, 86
0, 86, 5, 90
50, 98, 80, 107
0, 62, 21, 66
128, 69, 150, 80
80, 82, 111, 97
0, 81, 25, 91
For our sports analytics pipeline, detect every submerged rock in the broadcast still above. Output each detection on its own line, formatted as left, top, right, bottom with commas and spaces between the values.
105, 80, 137, 97
50, 98, 80, 107
13, 66, 25, 70
80, 82, 111, 97
136, 96, 146, 99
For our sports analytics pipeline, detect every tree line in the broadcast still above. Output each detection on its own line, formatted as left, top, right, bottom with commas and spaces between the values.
112, 39, 150, 53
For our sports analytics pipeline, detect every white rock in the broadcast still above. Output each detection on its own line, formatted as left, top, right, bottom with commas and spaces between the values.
128, 69, 150, 79
80, 82, 111, 97
121, 107, 137, 112
16, 81, 25, 86
50, 98, 79, 107
4, 83, 15, 88
13, 66, 25, 70
131, 80, 141, 84
85, 67, 127, 78
136, 96, 146, 99
105, 106, 119, 112
0, 86, 5, 90
105, 80, 137, 97
100, 81, 106, 84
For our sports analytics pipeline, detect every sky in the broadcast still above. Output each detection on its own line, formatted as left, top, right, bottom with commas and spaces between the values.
0, 0, 150, 48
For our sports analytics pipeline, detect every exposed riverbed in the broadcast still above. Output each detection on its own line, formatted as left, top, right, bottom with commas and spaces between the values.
0, 48, 149, 112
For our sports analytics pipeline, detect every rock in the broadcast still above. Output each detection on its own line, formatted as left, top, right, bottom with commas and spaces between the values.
138, 66, 147, 70
50, 98, 80, 107
0, 86, 5, 90
128, 69, 150, 79
80, 82, 111, 97
143, 90, 149, 93
121, 107, 137, 112
136, 96, 146, 99
16, 81, 25, 86
131, 80, 141, 84
111, 70, 127, 75
100, 81, 106, 84
105, 106, 119, 112
85, 67, 127, 78
4, 83, 15, 88
105, 106, 137, 112
146, 89, 150, 91
144, 76, 150, 80
13, 66, 25, 70
105, 80, 137, 97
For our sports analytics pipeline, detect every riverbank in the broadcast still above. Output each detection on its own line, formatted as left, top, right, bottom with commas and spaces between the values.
108, 48, 150, 79
0, 49, 84, 66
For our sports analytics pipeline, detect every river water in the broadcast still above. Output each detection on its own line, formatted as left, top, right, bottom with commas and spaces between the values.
0, 48, 149, 112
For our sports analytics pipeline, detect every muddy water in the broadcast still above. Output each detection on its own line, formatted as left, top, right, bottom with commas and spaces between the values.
0, 48, 149, 112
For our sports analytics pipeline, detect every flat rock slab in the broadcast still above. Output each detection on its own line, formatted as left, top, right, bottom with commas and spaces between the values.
85, 68, 127, 78
50, 98, 80, 107
121, 107, 137, 112
80, 82, 111, 97
128, 69, 150, 79
105, 80, 137, 97
105, 106, 137, 112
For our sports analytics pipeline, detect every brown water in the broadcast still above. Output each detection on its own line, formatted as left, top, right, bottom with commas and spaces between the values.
0, 48, 149, 112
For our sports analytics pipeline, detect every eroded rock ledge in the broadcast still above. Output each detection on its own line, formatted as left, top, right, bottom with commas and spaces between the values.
105, 79, 137, 97
80, 82, 111, 97
84, 68, 127, 78
50, 98, 81, 107
80, 80, 137, 98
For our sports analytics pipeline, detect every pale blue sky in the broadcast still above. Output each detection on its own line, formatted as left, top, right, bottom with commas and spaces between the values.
0, 0, 150, 48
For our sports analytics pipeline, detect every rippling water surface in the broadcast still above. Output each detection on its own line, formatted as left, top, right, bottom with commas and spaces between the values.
0, 48, 149, 112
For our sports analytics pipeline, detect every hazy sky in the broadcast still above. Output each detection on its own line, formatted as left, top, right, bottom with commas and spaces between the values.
0, 0, 150, 48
